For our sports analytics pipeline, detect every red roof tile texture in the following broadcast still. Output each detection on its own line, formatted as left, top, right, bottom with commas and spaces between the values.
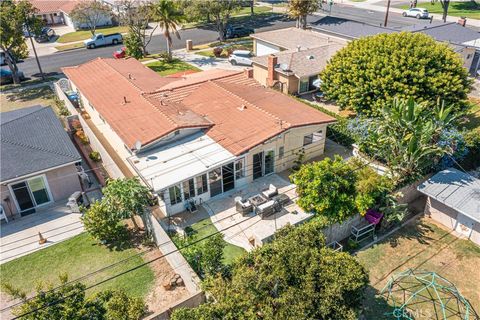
30, 0, 79, 14
64, 58, 335, 154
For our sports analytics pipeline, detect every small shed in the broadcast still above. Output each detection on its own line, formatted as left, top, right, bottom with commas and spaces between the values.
417, 168, 480, 245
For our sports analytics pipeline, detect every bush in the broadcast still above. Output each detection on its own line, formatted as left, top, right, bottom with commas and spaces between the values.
321, 32, 471, 116
213, 47, 223, 57
75, 129, 89, 145
82, 201, 128, 245
89, 151, 101, 162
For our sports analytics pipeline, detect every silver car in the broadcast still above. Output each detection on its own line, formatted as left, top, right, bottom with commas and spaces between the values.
228, 50, 253, 66
402, 8, 429, 19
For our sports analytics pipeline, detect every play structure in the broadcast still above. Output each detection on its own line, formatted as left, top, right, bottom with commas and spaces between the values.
380, 269, 479, 320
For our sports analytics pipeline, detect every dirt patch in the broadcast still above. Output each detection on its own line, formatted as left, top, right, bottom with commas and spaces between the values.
143, 249, 190, 315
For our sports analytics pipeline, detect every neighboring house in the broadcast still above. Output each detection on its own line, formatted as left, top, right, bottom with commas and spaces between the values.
30, 0, 112, 30
250, 27, 346, 94
418, 168, 480, 246
251, 44, 344, 95
0, 106, 82, 218
62, 58, 336, 216
311, 16, 480, 76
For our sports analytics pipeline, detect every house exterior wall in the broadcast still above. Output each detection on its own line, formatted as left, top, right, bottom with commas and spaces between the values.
0, 164, 81, 218
254, 39, 281, 56
160, 124, 328, 216
253, 64, 298, 95
64, 12, 112, 30
425, 197, 480, 246
36, 12, 64, 25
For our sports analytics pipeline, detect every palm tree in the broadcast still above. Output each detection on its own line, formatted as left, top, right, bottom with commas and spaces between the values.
151, 0, 183, 61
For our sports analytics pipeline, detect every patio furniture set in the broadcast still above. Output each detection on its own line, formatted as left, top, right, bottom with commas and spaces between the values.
235, 184, 290, 218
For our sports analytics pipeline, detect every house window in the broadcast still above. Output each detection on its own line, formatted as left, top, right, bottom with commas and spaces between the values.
195, 174, 208, 195
278, 146, 284, 159
235, 159, 245, 180
182, 179, 195, 200
303, 134, 313, 146
168, 184, 181, 205
312, 130, 323, 142
299, 78, 309, 93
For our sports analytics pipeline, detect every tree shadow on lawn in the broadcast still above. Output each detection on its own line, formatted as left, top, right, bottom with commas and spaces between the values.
196, 13, 295, 33
361, 285, 396, 320
5, 85, 54, 103
98, 225, 153, 252
449, 1, 480, 11
385, 220, 436, 248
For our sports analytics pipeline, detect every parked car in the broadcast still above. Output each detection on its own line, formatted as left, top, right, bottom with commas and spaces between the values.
0, 69, 25, 85
225, 26, 254, 39
34, 27, 56, 43
402, 8, 429, 19
84, 33, 123, 49
113, 47, 126, 59
228, 50, 253, 66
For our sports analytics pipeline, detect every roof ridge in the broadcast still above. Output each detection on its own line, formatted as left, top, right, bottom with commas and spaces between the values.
101, 59, 146, 92
141, 93, 180, 129
0, 106, 47, 126
1, 136, 78, 160
210, 81, 291, 128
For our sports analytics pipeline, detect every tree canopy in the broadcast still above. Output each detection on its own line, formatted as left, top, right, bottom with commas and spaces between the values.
171, 220, 369, 320
0, 0, 41, 83
320, 32, 471, 116
151, 0, 183, 60
70, 0, 112, 35
287, 0, 320, 29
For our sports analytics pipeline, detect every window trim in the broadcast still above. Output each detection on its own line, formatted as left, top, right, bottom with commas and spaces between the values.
168, 184, 182, 206
195, 173, 208, 195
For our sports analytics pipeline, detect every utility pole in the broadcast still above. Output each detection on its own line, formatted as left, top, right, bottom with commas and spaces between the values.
24, 15, 45, 80
384, 0, 391, 27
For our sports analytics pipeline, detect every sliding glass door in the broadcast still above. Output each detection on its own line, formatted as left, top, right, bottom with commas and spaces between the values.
222, 163, 235, 192
264, 150, 275, 175
253, 152, 264, 180
209, 168, 222, 197
10, 176, 51, 215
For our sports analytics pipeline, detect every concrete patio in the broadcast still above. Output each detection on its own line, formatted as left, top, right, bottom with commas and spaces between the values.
0, 204, 84, 264
205, 174, 312, 251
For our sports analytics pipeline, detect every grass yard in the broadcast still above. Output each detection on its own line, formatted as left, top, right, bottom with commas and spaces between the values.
145, 59, 200, 76
357, 217, 480, 319
188, 218, 245, 264
55, 42, 84, 51
0, 233, 155, 298
57, 26, 128, 43
235, 5, 273, 15
399, 1, 480, 19
0, 86, 59, 114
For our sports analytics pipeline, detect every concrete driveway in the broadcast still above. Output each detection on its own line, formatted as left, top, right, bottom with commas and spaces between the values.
0, 205, 84, 264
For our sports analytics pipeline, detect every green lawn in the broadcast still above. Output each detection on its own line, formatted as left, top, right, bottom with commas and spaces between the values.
57, 26, 129, 43
235, 5, 273, 15
145, 59, 200, 76
399, 1, 480, 19
55, 42, 84, 51
0, 86, 59, 114
0, 233, 155, 298
357, 218, 480, 319
188, 218, 245, 264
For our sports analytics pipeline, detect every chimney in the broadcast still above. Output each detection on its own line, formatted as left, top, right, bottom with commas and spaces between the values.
297, 45, 301, 52
244, 68, 253, 78
267, 54, 278, 87
458, 17, 467, 27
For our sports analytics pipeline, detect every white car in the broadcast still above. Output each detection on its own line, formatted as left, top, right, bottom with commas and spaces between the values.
228, 50, 253, 66
402, 7, 430, 19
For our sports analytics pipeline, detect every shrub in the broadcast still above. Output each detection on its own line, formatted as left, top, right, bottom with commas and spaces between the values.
321, 32, 471, 116
75, 129, 89, 145
213, 47, 223, 57
89, 151, 101, 162
82, 201, 128, 245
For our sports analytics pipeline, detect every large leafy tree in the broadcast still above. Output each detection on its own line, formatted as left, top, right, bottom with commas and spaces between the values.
151, 0, 183, 60
0, 0, 41, 84
120, 0, 157, 58
287, 0, 320, 29
171, 220, 369, 320
2, 274, 145, 320
82, 201, 128, 245
183, 0, 242, 41
320, 32, 471, 116
290, 155, 357, 223
70, 0, 112, 36
102, 177, 150, 229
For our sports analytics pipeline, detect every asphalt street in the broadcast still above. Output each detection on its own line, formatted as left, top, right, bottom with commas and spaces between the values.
14, 5, 444, 78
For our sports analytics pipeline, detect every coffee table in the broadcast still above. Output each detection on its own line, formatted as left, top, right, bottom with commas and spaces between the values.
248, 194, 267, 213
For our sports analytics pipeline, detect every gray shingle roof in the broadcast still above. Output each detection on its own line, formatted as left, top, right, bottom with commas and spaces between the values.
403, 22, 480, 45
1, 106, 81, 182
310, 16, 398, 40
251, 43, 345, 78
417, 168, 480, 223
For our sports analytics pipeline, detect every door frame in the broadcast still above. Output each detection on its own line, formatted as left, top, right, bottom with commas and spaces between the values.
8, 174, 54, 213
264, 149, 275, 176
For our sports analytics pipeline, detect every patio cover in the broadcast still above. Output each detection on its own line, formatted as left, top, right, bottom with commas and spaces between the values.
131, 132, 236, 191
417, 168, 480, 223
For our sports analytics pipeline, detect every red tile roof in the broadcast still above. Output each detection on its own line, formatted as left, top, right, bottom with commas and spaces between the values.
64, 58, 335, 154
30, 0, 79, 14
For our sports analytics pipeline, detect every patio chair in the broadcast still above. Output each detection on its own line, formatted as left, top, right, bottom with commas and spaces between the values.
258, 200, 275, 218
262, 184, 278, 199
236, 198, 253, 215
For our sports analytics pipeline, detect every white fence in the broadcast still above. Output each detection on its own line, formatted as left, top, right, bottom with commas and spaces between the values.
54, 80, 124, 179
321, 214, 363, 244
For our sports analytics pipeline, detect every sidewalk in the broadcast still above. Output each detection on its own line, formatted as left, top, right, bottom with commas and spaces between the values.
342, 0, 480, 27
